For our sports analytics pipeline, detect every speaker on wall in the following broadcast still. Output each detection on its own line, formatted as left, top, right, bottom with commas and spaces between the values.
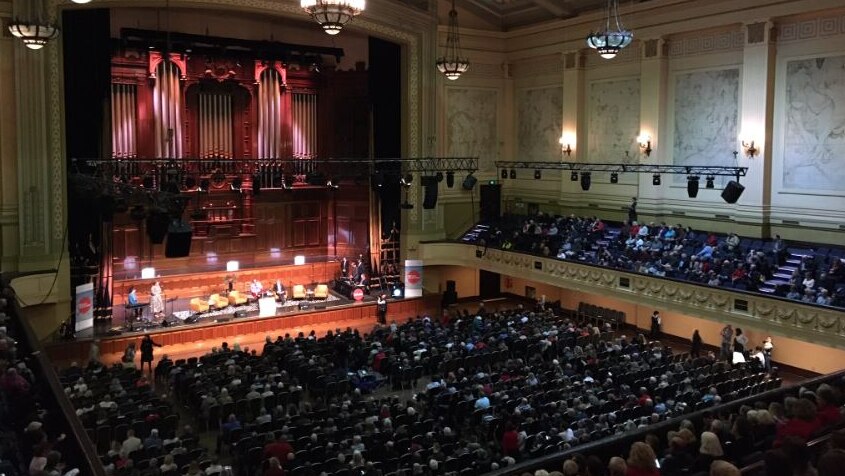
721, 180, 745, 204
421, 176, 438, 209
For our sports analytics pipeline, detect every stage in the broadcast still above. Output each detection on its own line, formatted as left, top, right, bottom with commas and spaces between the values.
47, 294, 438, 365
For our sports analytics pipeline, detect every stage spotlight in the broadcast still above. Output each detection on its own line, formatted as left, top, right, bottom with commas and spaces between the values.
580, 172, 592, 191
687, 175, 700, 198
509, 169, 516, 179
570, 171, 579, 181
610, 172, 619, 184
705, 176, 715, 189
446, 171, 455, 188
400, 173, 413, 187
501, 169, 508, 180
652, 174, 662, 186
534, 169, 542, 180
462, 174, 477, 190
435, 172, 444, 183
231, 177, 242, 191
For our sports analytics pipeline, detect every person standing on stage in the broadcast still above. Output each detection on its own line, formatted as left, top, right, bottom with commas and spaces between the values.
353, 257, 364, 282
140, 335, 162, 374
150, 281, 164, 318
377, 294, 387, 324
719, 324, 733, 361
340, 257, 349, 279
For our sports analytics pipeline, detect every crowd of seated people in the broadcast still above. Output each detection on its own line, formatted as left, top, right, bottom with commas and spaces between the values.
0, 281, 81, 476
149, 305, 789, 476
515, 377, 844, 476
59, 357, 214, 476
471, 214, 845, 308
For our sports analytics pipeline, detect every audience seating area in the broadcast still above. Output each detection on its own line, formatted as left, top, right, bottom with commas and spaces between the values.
462, 214, 845, 308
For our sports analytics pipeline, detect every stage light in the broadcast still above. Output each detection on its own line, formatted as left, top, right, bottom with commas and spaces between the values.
501, 169, 508, 179
705, 176, 715, 189
294, 255, 306, 266
534, 169, 542, 180
687, 175, 700, 198
610, 172, 619, 184
226, 260, 240, 272
652, 174, 661, 186
435, 172, 444, 182
446, 171, 455, 188
71, 0, 93, 3
509, 169, 516, 179
141, 267, 156, 279
570, 171, 579, 181
400, 174, 413, 187
580, 172, 591, 191
462, 174, 477, 190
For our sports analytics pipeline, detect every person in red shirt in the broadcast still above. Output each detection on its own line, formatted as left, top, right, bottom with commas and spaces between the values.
815, 386, 842, 427
637, 388, 652, 407
775, 398, 821, 446
501, 422, 520, 457
626, 441, 660, 476
263, 435, 294, 463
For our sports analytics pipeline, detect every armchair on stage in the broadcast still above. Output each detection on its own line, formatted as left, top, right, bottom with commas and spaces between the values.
190, 297, 210, 313
209, 293, 230, 308
314, 284, 329, 299
228, 290, 249, 306
292, 285, 306, 300
291, 284, 329, 300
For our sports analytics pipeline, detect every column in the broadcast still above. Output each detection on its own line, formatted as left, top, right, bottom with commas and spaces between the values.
0, 1, 19, 271
561, 50, 584, 196
737, 21, 775, 229
637, 38, 669, 207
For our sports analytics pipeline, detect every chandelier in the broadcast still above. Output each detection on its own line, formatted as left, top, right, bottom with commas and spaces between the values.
301, 0, 365, 35
436, 0, 469, 80
586, 0, 633, 59
8, 0, 59, 50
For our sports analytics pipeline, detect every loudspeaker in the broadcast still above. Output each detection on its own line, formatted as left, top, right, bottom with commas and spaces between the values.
146, 212, 170, 244
185, 315, 200, 324
314, 304, 327, 310
299, 302, 312, 311
446, 280, 456, 292
216, 317, 231, 323
462, 174, 477, 190
233, 311, 248, 318
721, 180, 745, 204
161, 315, 178, 327
421, 176, 438, 209
165, 231, 193, 258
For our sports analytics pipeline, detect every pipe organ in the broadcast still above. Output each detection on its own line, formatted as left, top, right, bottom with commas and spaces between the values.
152, 61, 183, 158
258, 69, 283, 159
198, 92, 234, 158
111, 83, 137, 158
292, 92, 318, 175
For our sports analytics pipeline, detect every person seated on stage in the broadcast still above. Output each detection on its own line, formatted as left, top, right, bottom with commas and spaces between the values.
127, 287, 142, 318
272, 280, 285, 301
249, 279, 263, 298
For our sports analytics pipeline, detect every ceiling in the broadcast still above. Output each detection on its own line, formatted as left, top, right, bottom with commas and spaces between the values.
458, 0, 651, 31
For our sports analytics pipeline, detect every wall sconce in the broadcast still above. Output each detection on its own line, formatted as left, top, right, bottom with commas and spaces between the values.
741, 138, 758, 157
559, 132, 576, 157
637, 134, 652, 157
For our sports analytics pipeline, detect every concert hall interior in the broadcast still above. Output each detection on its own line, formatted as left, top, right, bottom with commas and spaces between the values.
2, 0, 845, 475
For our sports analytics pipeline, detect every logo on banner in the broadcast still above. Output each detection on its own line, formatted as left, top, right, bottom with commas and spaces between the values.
77, 296, 92, 315
352, 288, 364, 301
406, 270, 421, 285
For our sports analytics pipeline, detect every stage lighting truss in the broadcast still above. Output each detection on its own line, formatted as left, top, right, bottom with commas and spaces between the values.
495, 161, 748, 181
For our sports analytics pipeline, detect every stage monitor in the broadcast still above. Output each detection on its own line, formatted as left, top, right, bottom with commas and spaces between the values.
141, 267, 156, 279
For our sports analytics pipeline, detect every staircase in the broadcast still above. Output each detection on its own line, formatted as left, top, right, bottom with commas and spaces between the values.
758, 250, 812, 294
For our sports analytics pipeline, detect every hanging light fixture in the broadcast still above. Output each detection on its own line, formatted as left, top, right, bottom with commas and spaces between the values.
436, 0, 469, 80
8, 0, 59, 50
301, 0, 365, 35
586, 0, 633, 59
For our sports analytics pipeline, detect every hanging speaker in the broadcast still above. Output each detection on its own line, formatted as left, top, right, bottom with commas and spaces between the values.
421, 176, 438, 209
146, 211, 170, 244
462, 174, 477, 190
721, 180, 745, 204
165, 231, 193, 257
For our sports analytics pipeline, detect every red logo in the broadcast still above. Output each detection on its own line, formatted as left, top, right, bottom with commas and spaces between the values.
406, 270, 421, 285
77, 296, 92, 315
352, 288, 364, 301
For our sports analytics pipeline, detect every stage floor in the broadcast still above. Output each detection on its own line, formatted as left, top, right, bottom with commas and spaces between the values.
82, 290, 372, 339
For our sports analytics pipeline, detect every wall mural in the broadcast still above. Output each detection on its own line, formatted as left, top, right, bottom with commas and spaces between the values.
446, 88, 498, 173
783, 55, 845, 191
517, 86, 563, 161
672, 68, 739, 184
588, 78, 640, 163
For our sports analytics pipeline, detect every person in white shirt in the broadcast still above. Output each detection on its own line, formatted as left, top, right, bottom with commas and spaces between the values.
121, 429, 143, 456
98, 394, 117, 410
205, 459, 224, 475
